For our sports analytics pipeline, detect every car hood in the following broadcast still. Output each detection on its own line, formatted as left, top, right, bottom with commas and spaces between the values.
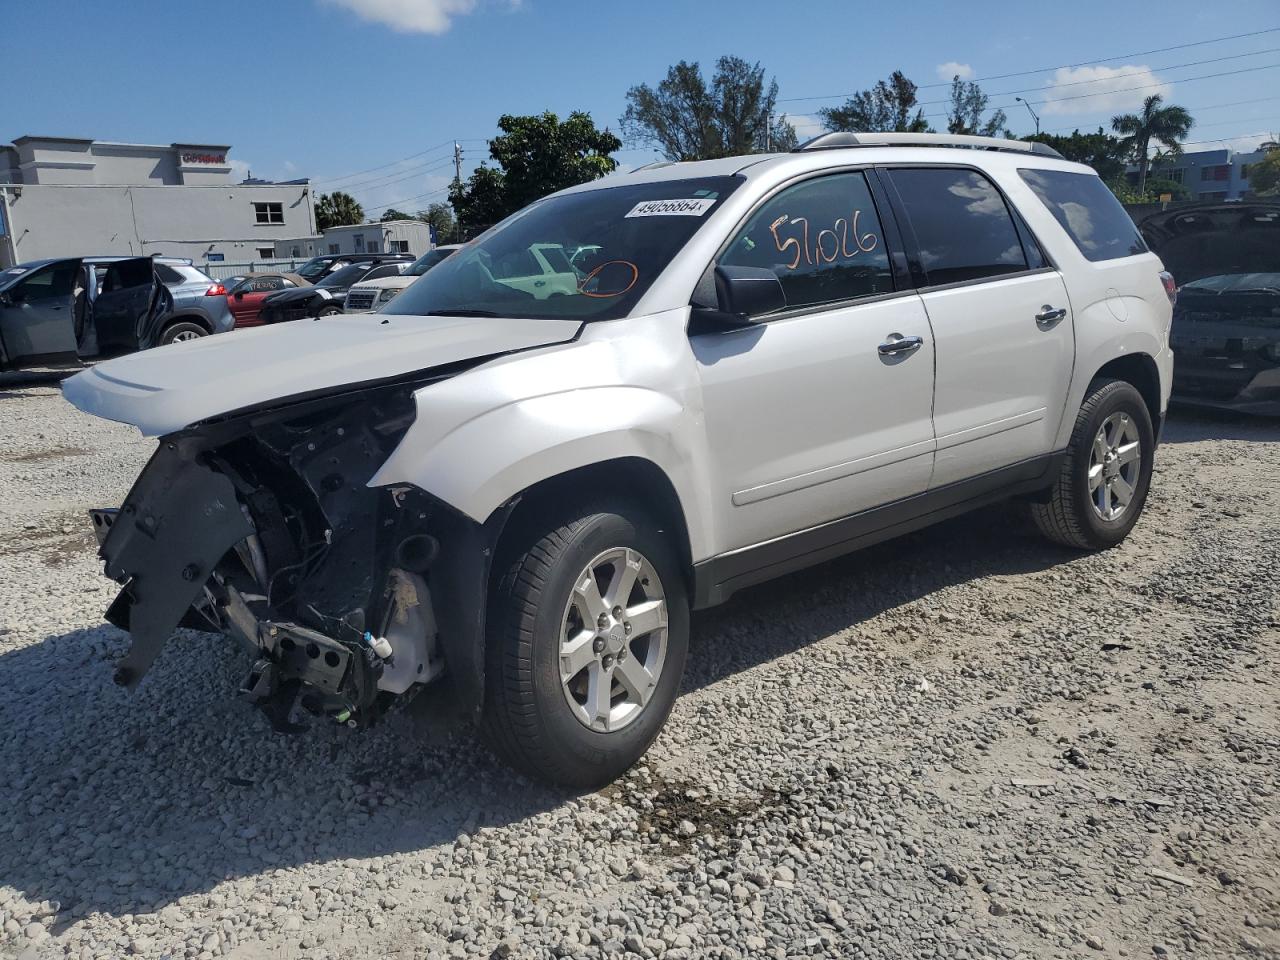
350, 276, 415, 291
62, 313, 583, 436
263, 286, 333, 305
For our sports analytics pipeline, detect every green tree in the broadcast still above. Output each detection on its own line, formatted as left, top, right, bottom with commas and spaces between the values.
417, 201, 456, 242
1111, 94, 1195, 195
819, 71, 930, 133
1023, 128, 1129, 182
945, 76, 1006, 137
316, 191, 364, 230
1248, 147, 1280, 196
621, 56, 796, 161
380, 207, 411, 221
449, 111, 621, 235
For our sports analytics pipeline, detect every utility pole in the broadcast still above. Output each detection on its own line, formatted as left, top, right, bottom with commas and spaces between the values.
1015, 97, 1040, 136
451, 141, 463, 243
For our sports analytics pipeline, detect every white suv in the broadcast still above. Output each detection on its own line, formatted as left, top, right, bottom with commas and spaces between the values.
64, 133, 1174, 787
344, 244, 463, 313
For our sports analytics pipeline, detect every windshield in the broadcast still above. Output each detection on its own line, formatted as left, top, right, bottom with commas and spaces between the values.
296, 257, 343, 281
317, 264, 368, 289
384, 176, 743, 321
405, 248, 455, 277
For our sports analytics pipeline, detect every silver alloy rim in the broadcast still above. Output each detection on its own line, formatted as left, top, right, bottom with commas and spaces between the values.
559, 546, 668, 733
171, 330, 202, 342
1089, 412, 1142, 521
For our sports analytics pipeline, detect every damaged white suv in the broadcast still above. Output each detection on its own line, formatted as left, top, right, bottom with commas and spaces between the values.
63, 133, 1174, 787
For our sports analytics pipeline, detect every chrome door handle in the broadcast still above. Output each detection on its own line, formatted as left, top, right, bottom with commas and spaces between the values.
1036, 305, 1067, 326
878, 334, 924, 356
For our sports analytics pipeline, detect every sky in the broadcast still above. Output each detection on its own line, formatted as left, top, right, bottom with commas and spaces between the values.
2, 0, 1278, 216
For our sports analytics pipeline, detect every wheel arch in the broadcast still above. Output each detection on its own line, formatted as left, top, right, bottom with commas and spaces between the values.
161, 312, 212, 334
1091, 352, 1162, 434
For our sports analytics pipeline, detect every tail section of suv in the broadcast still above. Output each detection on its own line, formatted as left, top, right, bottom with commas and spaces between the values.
63, 133, 1173, 786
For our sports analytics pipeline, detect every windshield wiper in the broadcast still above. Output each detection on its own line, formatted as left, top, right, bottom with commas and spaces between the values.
422, 309, 502, 317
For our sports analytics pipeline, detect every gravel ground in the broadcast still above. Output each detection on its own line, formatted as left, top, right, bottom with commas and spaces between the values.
0, 375, 1277, 960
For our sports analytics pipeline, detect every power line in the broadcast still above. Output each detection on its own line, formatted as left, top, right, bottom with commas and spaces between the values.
332, 155, 457, 195
1040, 96, 1280, 134
314, 137, 489, 186
778, 25, 1280, 104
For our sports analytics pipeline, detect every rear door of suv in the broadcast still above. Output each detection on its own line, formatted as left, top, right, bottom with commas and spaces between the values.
883, 166, 1074, 487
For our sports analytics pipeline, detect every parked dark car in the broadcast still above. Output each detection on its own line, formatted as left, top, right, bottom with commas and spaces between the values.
1138, 202, 1280, 414
257, 261, 407, 324
225, 273, 310, 328
291, 252, 414, 284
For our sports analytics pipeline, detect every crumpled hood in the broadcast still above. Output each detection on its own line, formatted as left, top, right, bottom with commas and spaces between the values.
263, 286, 333, 305
62, 313, 582, 436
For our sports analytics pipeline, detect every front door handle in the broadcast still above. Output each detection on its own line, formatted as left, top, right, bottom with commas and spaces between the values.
878, 334, 924, 356
1036, 305, 1067, 326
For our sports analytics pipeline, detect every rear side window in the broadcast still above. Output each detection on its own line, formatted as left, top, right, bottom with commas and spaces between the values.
888, 168, 1028, 286
1018, 168, 1147, 262
719, 171, 894, 309
154, 264, 186, 285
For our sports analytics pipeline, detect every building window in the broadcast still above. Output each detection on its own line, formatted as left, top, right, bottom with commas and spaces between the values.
1155, 168, 1184, 184
256, 246, 275, 259
291, 246, 301, 257
366, 240, 380, 253
391, 239, 410, 253
328, 243, 340, 254
1241, 164, 1251, 180
1200, 165, 1230, 182
253, 202, 284, 224
353, 234, 365, 252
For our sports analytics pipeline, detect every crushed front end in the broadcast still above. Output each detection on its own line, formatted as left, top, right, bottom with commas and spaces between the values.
91, 380, 493, 731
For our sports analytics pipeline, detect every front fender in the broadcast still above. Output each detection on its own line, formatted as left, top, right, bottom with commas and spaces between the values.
371, 384, 711, 560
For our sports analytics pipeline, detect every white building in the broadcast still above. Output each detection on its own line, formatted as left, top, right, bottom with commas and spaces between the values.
276, 219, 433, 259
0, 136, 318, 269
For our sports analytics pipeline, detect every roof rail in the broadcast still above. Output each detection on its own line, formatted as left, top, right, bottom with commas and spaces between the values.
794, 132, 1064, 160
631, 160, 679, 172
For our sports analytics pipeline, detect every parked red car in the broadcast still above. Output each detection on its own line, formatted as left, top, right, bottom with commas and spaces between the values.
226, 273, 310, 328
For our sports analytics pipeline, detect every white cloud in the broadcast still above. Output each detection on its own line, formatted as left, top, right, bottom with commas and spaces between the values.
784, 113, 825, 141
936, 61, 974, 82
227, 158, 252, 182
1040, 64, 1172, 116
324, 0, 480, 34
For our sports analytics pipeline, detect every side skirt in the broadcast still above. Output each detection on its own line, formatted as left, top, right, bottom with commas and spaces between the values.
692, 451, 1064, 608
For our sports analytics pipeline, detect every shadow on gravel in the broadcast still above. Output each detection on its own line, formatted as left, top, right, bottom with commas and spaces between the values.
1162, 406, 1280, 444
0, 499, 1084, 921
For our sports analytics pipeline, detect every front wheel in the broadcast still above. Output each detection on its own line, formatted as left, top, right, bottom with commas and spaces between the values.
316, 305, 342, 318
484, 503, 689, 788
1031, 378, 1155, 549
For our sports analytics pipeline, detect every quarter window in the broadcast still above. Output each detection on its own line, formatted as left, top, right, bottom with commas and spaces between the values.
719, 171, 893, 309
1018, 168, 1147, 263
253, 202, 284, 224
889, 168, 1027, 285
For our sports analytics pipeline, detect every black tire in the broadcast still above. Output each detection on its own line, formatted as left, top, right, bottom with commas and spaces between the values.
158, 321, 208, 345
316, 305, 343, 318
483, 502, 690, 788
1031, 378, 1155, 549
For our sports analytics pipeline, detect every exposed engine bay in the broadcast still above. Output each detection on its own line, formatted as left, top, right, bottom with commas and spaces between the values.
90, 375, 503, 731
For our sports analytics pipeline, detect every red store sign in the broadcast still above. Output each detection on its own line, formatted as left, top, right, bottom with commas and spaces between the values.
181, 152, 227, 165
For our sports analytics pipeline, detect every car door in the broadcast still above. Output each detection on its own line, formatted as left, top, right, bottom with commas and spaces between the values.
692, 169, 936, 555
229, 275, 285, 327
0, 259, 83, 369
884, 166, 1074, 488
91, 257, 162, 355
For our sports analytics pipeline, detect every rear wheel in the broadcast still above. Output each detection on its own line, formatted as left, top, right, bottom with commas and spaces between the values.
483, 502, 689, 788
316, 305, 342, 318
159, 321, 207, 345
1031, 378, 1155, 549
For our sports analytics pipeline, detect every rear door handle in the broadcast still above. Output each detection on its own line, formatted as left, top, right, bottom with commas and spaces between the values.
1036, 305, 1067, 326
878, 334, 924, 356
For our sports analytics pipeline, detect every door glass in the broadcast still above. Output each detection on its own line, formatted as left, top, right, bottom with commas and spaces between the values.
890, 168, 1028, 285
13, 262, 77, 301
101, 259, 154, 293
719, 171, 894, 308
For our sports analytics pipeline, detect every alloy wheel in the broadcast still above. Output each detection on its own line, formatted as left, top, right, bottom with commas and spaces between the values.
558, 547, 668, 733
1089, 411, 1142, 521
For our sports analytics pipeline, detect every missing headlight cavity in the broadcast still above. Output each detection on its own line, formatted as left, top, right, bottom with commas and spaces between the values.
96, 380, 458, 732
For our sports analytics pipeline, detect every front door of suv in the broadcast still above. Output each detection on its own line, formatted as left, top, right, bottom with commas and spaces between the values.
884, 167, 1074, 488
692, 169, 937, 554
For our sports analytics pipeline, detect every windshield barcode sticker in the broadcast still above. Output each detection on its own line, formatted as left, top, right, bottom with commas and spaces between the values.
625, 198, 717, 218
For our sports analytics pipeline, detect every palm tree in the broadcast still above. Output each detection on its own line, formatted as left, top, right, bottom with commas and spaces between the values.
316, 191, 365, 231
1111, 95, 1194, 195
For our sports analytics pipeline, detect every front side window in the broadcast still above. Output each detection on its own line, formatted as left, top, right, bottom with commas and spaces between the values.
1018, 168, 1147, 263
385, 176, 743, 322
253, 202, 284, 224
12, 261, 77, 301
890, 168, 1027, 285
719, 171, 893, 309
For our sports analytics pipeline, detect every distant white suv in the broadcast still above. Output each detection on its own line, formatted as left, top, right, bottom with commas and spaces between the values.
343, 244, 463, 313
64, 133, 1174, 787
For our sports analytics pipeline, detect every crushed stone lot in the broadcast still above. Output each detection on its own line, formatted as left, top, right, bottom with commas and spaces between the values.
0, 376, 1277, 960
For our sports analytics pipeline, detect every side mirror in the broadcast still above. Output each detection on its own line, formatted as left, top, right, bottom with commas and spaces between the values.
0, 291, 10, 308
714, 265, 786, 319
234, 291, 244, 300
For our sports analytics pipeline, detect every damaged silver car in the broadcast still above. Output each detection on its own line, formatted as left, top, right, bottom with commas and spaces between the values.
64, 135, 1174, 787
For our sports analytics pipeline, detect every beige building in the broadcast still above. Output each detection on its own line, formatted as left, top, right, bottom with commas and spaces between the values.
0, 136, 318, 269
